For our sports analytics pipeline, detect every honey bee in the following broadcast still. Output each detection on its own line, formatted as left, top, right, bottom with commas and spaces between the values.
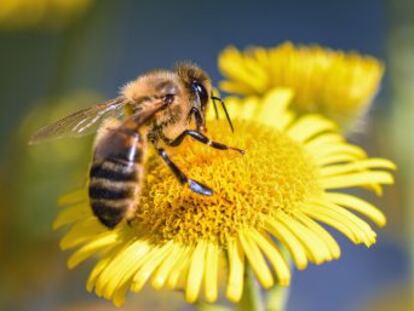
30, 63, 244, 228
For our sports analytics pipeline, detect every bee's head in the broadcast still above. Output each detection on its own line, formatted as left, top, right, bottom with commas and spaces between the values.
176, 63, 212, 132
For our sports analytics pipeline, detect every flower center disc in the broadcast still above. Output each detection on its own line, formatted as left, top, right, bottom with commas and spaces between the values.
135, 120, 320, 246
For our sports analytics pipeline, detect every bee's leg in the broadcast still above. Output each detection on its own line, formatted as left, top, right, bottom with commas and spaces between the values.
166, 130, 245, 154
156, 148, 213, 196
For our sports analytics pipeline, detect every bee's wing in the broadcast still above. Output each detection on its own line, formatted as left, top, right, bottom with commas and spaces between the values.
125, 97, 170, 126
29, 97, 127, 144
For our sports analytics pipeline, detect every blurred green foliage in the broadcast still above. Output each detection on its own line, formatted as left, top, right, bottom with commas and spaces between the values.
0, 91, 100, 308
0, 0, 94, 31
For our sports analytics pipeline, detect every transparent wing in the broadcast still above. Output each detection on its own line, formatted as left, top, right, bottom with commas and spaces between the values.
29, 97, 127, 144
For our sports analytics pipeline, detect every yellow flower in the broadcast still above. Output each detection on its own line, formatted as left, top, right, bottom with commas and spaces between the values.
0, 0, 93, 30
54, 89, 395, 306
219, 42, 384, 128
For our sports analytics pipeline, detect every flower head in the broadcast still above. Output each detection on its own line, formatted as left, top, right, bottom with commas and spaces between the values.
54, 89, 394, 306
219, 42, 384, 128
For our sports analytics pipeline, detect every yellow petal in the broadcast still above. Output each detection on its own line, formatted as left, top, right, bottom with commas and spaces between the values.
53, 203, 88, 229
94, 240, 140, 296
257, 88, 294, 128
60, 217, 105, 250
220, 81, 254, 95
186, 241, 208, 303
166, 247, 192, 289
67, 231, 120, 269
218, 46, 268, 93
325, 192, 386, 227
249, 229, 291, 286
112, 279, 132, 307
265, 218, 308, 269
277, 110, 295, 131
58, 189, 86, 206
305, 133, 344, 151
320, 158, 396, 177
320, 171, 394, 189
152, 244, 185, 289
86, 245, 123, 293
312, 143, 366, 160
294, 212, 341, 259
313, 200, 377, 246
316, 154, 361, 166
307, 201, 376, 246
239, 97, 262, 120
98, 240, 151, 299
131, 242, 174, 293
288, 115, 336, 143
304, 207, 360, 244
278, 213, 332, 263
226, 238, 245, 303
204, 242, 219, 303
239, 231, 274, 288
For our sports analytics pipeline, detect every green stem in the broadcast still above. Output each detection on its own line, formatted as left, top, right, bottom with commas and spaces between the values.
196, 266, 264, 311
196, 260, 290, 311
236, 266, 264, 311
265, 246, 291, 311
195, 302, 231, 311
265, 285, 290, 311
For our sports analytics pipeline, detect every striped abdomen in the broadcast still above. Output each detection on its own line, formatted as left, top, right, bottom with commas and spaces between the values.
89, 127, 145, 228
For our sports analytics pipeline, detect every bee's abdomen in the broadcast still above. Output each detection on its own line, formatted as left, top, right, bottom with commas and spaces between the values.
90, 161, 137, 182
89, 159, 139, 228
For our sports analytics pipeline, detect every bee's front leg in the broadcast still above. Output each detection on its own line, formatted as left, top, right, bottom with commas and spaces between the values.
155, 147, 213, 196
165, 130, 245, 154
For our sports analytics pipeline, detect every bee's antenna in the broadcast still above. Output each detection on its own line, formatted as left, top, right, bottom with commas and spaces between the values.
211, 96, 234, 133
211, 97, 219, 119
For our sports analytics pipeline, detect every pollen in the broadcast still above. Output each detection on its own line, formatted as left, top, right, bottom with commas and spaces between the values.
136, 120, 321, 246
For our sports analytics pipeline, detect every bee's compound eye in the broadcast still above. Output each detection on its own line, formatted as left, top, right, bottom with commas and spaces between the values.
164, 94, 174, 105
191, 81, 208, 107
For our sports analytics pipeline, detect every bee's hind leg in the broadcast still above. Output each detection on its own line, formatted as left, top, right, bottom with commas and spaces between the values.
156, 148, 213, 196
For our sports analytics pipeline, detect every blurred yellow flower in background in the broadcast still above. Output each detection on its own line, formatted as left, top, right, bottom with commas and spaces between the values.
54, 88, 394, 307
219, 42, 384, 128
0, 0, 93, 30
